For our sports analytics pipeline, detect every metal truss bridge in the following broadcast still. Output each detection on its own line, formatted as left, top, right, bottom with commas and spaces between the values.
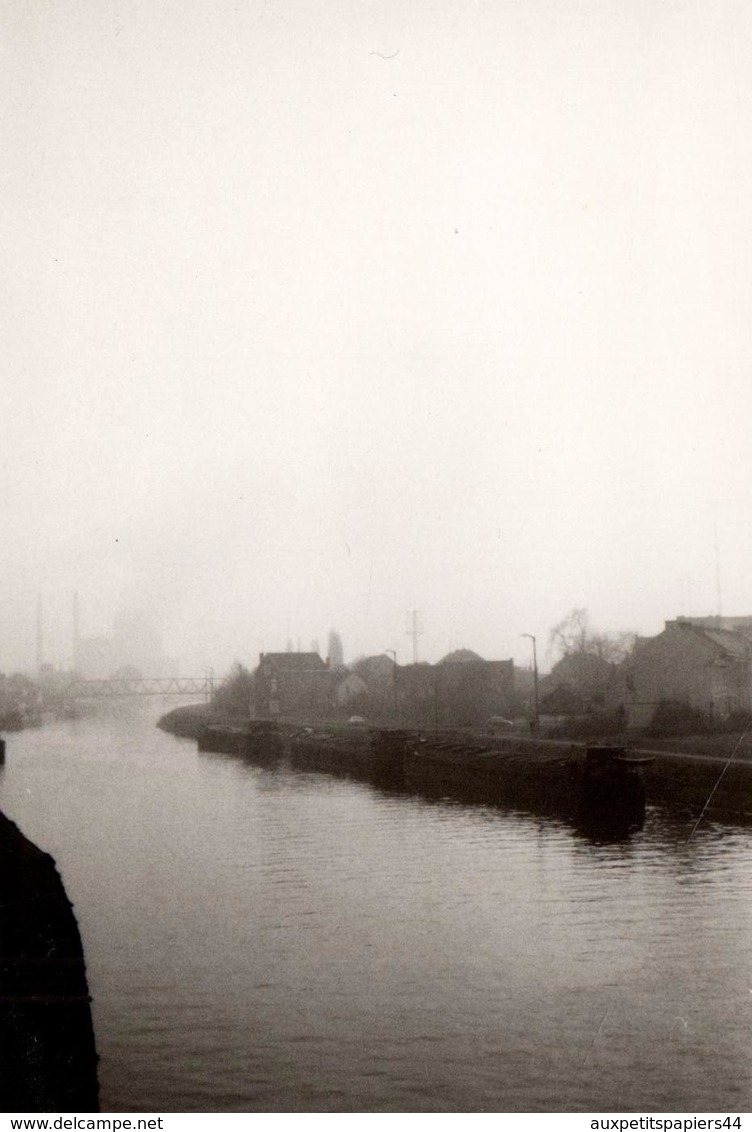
64, 676, 219, 700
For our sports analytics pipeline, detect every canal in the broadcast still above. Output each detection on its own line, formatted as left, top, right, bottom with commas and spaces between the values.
0, 712, 750, 1112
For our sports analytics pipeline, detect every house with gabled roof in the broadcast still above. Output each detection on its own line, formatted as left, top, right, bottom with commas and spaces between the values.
253, 652, 335, 721
622, 617, 752, 728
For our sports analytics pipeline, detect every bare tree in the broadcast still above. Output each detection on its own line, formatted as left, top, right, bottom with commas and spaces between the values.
589, 630, 637, 665
548, 608, 636, 664
548, 608, 591, 658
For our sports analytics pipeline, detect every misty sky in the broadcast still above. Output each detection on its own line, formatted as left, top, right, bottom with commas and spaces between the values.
3, 0, 752, 675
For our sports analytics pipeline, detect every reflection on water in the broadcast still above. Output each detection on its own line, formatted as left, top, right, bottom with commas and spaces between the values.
1, 715, 751, 1112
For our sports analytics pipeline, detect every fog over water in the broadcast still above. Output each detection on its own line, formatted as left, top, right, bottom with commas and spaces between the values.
3, 0, 752, 674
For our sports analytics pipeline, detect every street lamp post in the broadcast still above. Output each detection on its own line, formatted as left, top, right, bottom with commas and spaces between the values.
521, 634, 539, 732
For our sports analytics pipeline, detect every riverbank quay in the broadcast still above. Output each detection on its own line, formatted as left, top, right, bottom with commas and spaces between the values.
158, 704, 298, 755
0, 809, 99, 1111
157, 703, 215, 738
637, 745, 752, 818
158, 704, 752, 823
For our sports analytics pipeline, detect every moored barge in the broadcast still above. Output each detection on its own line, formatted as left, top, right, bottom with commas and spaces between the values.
197, 719, 284, 762
290, 727, 651, 824
405, 737, 650, 822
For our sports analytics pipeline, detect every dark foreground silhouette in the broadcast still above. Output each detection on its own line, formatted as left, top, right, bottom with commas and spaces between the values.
0, 812, 98, 1112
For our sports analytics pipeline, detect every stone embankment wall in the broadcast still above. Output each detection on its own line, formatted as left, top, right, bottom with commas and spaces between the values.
0, 811, 99, 1112
455, 733, 752, 819
636, 748, 752, 817
157, 703, 217, 738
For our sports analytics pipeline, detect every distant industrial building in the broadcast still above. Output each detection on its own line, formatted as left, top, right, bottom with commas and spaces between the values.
72, 595, 176, 680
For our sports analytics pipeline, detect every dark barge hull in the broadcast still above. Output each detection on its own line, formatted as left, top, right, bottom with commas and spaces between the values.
290, 730, 648, 825
197, 720, 284, 762
405, 739, 647, 822
288, 731, 374, 776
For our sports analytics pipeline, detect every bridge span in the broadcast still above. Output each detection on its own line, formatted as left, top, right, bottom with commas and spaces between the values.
64, 676, 221, 700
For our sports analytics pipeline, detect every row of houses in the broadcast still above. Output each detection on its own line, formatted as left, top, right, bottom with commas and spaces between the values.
252, 648, 517, 728
249, 612, 752, 733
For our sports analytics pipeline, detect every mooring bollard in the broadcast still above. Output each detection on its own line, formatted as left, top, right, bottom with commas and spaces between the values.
0, 738, 6, 764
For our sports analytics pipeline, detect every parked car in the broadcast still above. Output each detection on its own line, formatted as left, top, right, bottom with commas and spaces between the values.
486, 716, 515, 735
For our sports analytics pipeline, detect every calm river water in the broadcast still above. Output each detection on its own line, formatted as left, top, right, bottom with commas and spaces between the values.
0, 711, 750, 1113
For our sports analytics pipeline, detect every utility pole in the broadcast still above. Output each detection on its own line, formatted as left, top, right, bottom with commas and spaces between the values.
522, 633, 539, 732
406, 610, 423, 665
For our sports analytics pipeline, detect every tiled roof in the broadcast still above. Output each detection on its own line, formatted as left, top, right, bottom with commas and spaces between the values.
698, 628, 752, 660
437, 649, 486, 665
352, 655, 395, 678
